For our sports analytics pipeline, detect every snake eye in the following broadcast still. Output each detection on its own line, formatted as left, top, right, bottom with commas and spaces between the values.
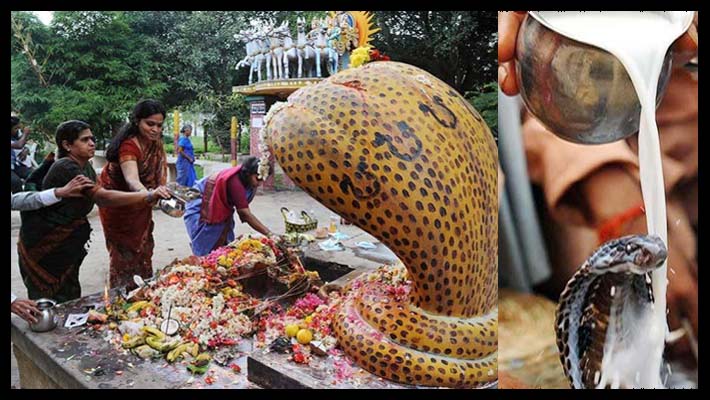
625, 244, 634, 253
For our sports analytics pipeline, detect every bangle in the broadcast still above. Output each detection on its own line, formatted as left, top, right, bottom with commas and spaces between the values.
145, 190, 154, 203
597, 203, 646, 244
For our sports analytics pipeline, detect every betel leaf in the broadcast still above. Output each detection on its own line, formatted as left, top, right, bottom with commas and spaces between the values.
187, 363, 210, 375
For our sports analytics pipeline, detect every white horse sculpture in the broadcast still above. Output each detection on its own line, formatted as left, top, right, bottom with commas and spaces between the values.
308, 18, 331, 78
254, 37, 269, 82
236, 31, 262, 84
281, 21, 301, 79
238, 20, 271, 83
268, 20, 288, 80
296, 17, 316, 78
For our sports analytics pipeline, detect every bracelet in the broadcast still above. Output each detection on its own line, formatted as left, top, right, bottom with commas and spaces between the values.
145, 190, 154, 203
597, 203, 646, 244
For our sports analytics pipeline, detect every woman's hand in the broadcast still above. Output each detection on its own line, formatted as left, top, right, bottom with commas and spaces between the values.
11, 299, 40, 324
146, 186, 171, 204
498, 11, 527, 96
55, 175, 95, 198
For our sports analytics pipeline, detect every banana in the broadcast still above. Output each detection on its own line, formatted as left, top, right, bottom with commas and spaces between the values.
131, 344, 161, 359
121, 335, 146, 349
141, 326, 166, 341
126, 301, 151, 313
188, 342, 199, 357
167, 343, 190, 363
146, 336, 180, 352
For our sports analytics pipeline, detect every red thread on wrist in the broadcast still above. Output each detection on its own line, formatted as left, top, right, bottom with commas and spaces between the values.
597, 203, 646, 244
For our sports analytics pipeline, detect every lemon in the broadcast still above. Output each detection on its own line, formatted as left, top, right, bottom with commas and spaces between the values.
296, 329, 313, 345
285, 324, 300, 338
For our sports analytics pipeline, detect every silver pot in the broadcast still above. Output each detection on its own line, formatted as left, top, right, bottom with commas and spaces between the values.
515, 12, 672, 144
158, 198, 186, 218
158, 185, 201, 218
29, 298, 58, 332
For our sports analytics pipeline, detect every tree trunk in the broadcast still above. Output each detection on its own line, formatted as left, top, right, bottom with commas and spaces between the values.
11, 16, 49, 88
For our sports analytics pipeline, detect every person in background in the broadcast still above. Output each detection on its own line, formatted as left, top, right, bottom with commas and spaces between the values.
499, 11, 698, 368
11, 174, 94, 323
98, 99, 169, 290
176, 124, 197, 187
11, 116, 31, 193
18, 120, 170, 303
183, 156, 276, 256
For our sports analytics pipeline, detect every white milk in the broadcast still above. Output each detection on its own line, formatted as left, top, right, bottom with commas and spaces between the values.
534, 11, 694, 388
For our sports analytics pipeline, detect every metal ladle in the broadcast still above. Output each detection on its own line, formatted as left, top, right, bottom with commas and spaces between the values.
515, 11, 694, 144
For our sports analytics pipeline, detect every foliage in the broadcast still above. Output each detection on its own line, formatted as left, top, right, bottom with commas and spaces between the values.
11, 11, 497, 155
11, 11, 168, 149
239, 128, 250, 153
371, 11, 496, 94
201, 94, 250, 152
465, 82, 498, 137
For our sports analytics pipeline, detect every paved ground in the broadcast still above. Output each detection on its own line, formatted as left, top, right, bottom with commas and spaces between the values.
10, 187, 366, 388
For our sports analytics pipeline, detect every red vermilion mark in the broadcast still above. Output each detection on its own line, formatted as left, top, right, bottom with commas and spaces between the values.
336, 80, 368, 104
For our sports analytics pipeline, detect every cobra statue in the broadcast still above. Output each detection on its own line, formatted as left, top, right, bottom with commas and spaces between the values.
261, 61, 498, 388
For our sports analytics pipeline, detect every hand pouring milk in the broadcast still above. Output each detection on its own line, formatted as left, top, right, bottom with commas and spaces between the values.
530, 11, 695, 388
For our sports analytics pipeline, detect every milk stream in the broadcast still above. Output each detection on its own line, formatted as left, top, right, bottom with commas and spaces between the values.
535, 11, 694, 388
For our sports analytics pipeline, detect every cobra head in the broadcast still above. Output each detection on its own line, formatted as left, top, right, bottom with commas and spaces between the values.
589, 235, 668, 275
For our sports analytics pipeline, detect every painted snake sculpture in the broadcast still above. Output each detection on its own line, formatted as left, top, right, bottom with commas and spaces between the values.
262, 61, 498, 388
555, 234, 667, 388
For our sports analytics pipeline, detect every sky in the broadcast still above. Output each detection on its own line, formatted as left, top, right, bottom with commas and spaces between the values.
33, 11, 53, 25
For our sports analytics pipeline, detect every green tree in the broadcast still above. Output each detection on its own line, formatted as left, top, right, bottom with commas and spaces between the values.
202, 94, 250, 153
371, 11, 496, 94
465, 82, 498, 138
11, 11, 168, 149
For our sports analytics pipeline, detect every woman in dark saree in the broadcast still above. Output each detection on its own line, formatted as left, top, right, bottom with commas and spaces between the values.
18, 120, 169, 303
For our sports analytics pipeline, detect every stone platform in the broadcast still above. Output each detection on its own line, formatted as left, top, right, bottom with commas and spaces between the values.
10, 238, 418, 389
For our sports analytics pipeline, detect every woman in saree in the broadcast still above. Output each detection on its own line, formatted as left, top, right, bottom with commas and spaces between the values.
176, 124, 197, 188
183, 156, 275, 256
18, 120, 169, 303
98, 99, 169, 289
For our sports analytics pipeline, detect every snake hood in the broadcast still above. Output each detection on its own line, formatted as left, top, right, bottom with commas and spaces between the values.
556, 234, 668, 388
587, 235, 667, 275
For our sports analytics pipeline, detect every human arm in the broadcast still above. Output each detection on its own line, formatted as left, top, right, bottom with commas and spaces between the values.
119, 159, 149, 193
11, 297, 40, 324
11, 130, 29, 149
11, 190, 57, 211
236, 207, 274, 237
89, 185, 170, 208
11, 175, 97, 211
177, 146, 194, 164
